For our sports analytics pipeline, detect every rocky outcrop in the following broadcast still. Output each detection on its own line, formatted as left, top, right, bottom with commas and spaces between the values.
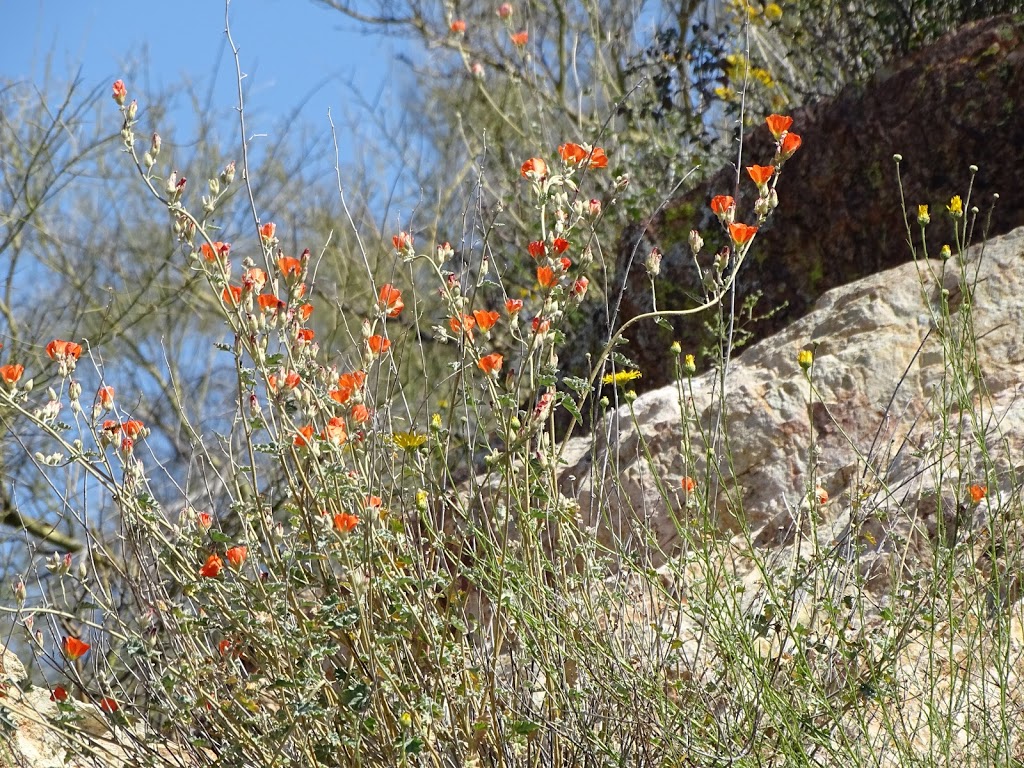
551, 225, 1024, 765
562, 225, 1024, 566
595, 13, 1024, 393
0, 646, 205, 768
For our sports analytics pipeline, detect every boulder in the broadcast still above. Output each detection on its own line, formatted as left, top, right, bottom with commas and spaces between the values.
561, 225, 1024, 571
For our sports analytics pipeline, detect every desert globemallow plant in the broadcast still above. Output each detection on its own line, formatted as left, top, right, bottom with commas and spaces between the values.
21, 77, 1019, 768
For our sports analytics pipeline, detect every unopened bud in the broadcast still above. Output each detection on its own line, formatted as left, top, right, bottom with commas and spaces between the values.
14, 579, 26, 605
614, 174, 630, 191
208, 177, 221, 197
688, 230, 703, 255
684, 354, 696, 375
645, 247, 662, 278
151, 133, 162, 156
126, 100, 138, 121
588, 198, 602, 217
220, 161, 236, 186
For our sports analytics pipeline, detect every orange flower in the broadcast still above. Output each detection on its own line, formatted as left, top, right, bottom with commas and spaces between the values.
505, 298, 523, 314
765, 114, 793, 139
333, 512, 359, 533
969, 484, 987, 504
728, 222, 758, 245
297, 303, 314, 321
510, 30, 528, 46
121, 420, 145, 439
278, 256, 302, 279
225, 546, 248, 569
269, 371, 301, 394
294, 424, 315, 447
296, 328, 315, 344
365, 495, 383, 510
351, 404, 371, 424
392, 231, 414, 251
681, 476, 696, 493
367, 334, 391, 356
378, 284, 405, 318
527, 241, 546, 258
322, 417, 348, 446
558, 143, 607, 168
196, 512, 213, 531
537, 266, 557, 288
200, 241, 231, 261
450, 314, 477, 339
222, 285, 243, 306
814, 486, 829, 505
552, 237, 570, 254
746, 165, 774, 186
558, 143, 588, 164
259, 222, 277, 242
50, 686, 69, 702
218, 639, 234, 657
450, 19, 466, 33
473, 309, 499, 332
588, 147, 609, 168
63, 636, 91, 661
520, 157, 548, 180
709, 195, 734, 217
242, 268, 267, 293
99, 697, 119, 714
96, 386, 115, 410
332, 371, 366, 405
531, 316, 550, 334
571, 277, 589, 299
46, 340, 82, 362
258, 294, 286, 313
200, 553, 223, 578
780, 132, 801, 158
477, 353, 504, 376
0, 364, 24, 386
111, 80, 127, 105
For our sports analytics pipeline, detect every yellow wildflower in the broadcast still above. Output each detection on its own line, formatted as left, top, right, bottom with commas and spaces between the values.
393, 431, 427, 450
602, 369, 642, 386
948, 195, 963, 218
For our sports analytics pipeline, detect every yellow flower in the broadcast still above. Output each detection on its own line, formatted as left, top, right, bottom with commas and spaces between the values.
947, 195, 963, 218
917, 205, 930, 225
684, 354, 696, 375
602, 369, 642, 386
798, 349, 814, 370
764, 2, 783, 21
393, 431, 427, 450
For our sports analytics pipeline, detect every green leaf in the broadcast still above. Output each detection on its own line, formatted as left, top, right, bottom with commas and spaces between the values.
510, 719, 540, 736
561, 376, 589, 394
611, 351, 638, 369
559, 394, 583, 422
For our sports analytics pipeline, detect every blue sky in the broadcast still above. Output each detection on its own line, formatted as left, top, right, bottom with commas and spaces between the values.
1, 0, 399, 157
